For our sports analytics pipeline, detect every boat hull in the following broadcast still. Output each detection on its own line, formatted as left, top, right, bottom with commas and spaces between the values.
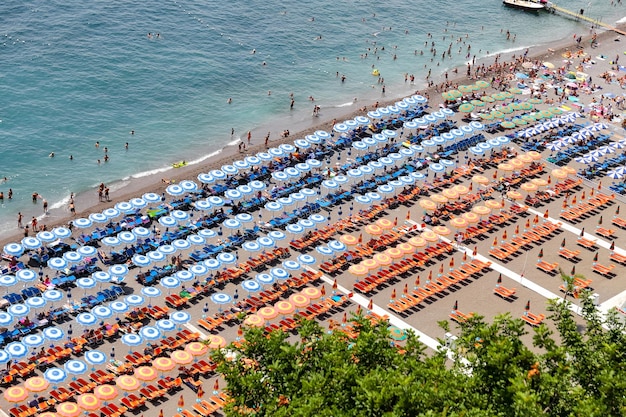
503, 0, 545, 10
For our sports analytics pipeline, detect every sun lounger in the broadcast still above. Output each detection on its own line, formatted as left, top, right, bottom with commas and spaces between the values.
521, 312, 545, 326
493, 285, 516, 299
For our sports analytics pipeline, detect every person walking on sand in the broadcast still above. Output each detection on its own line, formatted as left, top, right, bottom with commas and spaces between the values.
17, 212, 22, 228
42, 199, 48, 215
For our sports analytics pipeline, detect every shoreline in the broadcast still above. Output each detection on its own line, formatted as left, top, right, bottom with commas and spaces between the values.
3, 22, 622, 249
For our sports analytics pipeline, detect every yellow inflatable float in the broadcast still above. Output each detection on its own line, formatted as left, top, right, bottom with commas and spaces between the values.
372, 69, 380, 76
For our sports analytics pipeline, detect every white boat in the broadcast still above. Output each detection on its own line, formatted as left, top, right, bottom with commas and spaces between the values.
502, 0, 547, 11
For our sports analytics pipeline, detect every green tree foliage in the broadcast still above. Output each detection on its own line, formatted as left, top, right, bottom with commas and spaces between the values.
213, 297, 626, 417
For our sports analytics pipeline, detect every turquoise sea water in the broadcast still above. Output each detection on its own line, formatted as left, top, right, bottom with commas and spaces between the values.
0, 0, 624, 231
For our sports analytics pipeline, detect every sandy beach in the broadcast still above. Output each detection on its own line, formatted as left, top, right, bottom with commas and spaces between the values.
1, 20, 626, 417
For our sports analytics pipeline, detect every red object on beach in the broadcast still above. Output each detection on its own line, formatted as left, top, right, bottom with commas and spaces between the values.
571, 265, 576, 275
469, 183, 473, 191
598, 181, 602, 190
159, 410, 164, 417
533, 215, 539, 224
197, 384, 204, 400
414, 275, 420, 287
449, 258, 454, 268
492, 170, 498, 179
547, 176, 552, 184
543, 210, 549, 218
590, 188, 595, 196
403, 283, 408, 295
406, 211, 411, 221
525, 219, 531, 229
177, 395, 185, 409
473, 246, 477, 257
572, 196, 577, 205
332, 279, 338, 290
497, 274, 502, 284
580, 228, 585, 237
320, 286, 326, 296
342, 312, 347, 323
492, 236, 498, 247
367, 299, 373, 310
593, 252, 598, 263
525, 300, 530, 311
213, 379, 219, 392
391, 289, 396, 300
538, 249, 543, 258
610, 241, 615, 251
462, 252, 467, 262
237, 327, 243, 338
356, 305, 362, 315
502, 230, 507, 240
394, 217, 398, 226
453, 300, 458, 311
514, 225, 519, 235
438, 264, 444, 275
427, 271, 433, 282
581, 191, 586, 200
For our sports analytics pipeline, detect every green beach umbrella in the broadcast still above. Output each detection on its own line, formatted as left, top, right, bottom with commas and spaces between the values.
510, 102, 522, 111
480, 113, 494, 120
459, 103, 475, 113
387, 326, 407, 341
448, 89, 462, 98
539, 110, 552, 118
492, 93, 506, 101
475, 80, 490, 88
458, 85, 473, 93
491, 110, 505, 119
508, 87, 522, 95
513, 118, 528, 126
481, 95, 495, 103
501, 121, 516, 129
565, 72, 577, 80
470, 84, 480, 91
471, 99, 486, 107
533, 112, 545, 120
501, 105, 514, 114
502, 91, 514, 99
441, 92, 454, 101
520, 102, 533, 110
521, 114, 536, 122
549, 107, 563, 115
528, 98, 543, 104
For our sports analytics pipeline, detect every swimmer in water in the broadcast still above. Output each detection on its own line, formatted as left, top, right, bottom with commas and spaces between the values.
69, 155, 73, 160
49, 152, 55, 158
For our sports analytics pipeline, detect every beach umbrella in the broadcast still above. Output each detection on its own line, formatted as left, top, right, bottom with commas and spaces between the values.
43, 367, 67, 387
4, 386, 28, 403
64, 360, 87, 379
121, 334, 143, 350
84, 350, 107, 369
76, 393, 101, 412
22, 333, 45, 348
116, 375, 141, 392
16, 268, 37, 283
43, 326, 65, 341
93, 384, 118, 402
76, 312, 98, 326
8, 304, 30, 318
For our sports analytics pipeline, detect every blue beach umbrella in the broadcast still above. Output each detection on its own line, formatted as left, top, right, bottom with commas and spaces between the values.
44, 367, 67, 386
109, 264, 128, 277
197, 173, 214, 184
160, 276, 180, 290
217, 252, 236, 264
16, 269, 37, 283
43, 327, 65, 341
76, 313, 98, 326
141, 286, 162, 299
189, 264, 208, 276
85, 350, 107, 368
132, 255, 151, 268
242, 280, 261, 293
270, 268, 289, 280
89, 213, 108, 223
170, 311, 191, 325
242, 241, 261, 252
8, 304, 30, 317
92, 305, 113, 319
210, 293, 232, 307
102, 236, 121, 247
0, 312, 14, 326
166, 184, 184, 196
203, 258, 221, 271
52, 227, 72, 240
64, 360, 88, 378
174, 270, 194, 282
297, 254, 316, 265
21, 237, 42, 250
125, 294, 145, 307
143, 192, 162, 204
122, 334, 143, 350
139, 326, 161, 341
26, 297, 46, 309
36, 231, 57, 243
187, 234, 205, 246
179, 180, 198, 192
22, 334, 44, 348
92, 271, 111, 284
77, 245, 97, 258
157, 319, 176, 333
73, 218, 93, 229
63, 251, 82, 264
3, 243, 24, 257
5, 342, 28, 359
255, 273, 274, 286
109, 301, 129, 314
